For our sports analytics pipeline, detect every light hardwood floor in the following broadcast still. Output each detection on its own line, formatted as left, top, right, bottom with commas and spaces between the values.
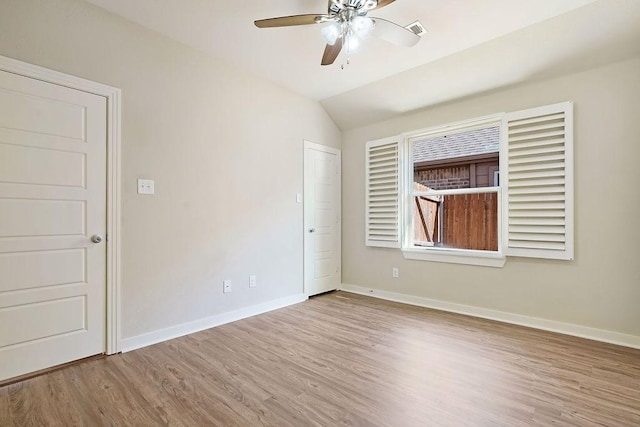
1, 291, 639, 426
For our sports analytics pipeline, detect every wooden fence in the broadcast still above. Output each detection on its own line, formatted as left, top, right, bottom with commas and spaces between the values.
442, 192, 498, 251
414, 183, 498, 251
413, 183, 440, 244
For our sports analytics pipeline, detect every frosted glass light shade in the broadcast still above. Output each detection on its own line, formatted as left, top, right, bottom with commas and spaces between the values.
320, 15, 374, 55
352, 16, 374, 39
321, 23, 342, 45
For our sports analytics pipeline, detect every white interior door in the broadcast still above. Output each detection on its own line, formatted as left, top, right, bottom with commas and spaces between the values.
0, 69, 107, 381
304, 141, 341, 296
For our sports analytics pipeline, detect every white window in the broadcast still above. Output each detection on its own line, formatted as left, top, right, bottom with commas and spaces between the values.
365, 102, 574, 267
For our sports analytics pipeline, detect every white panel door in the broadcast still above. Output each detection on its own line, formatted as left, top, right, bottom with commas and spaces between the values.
0, 69, 107, 381
304, 142, 341, 296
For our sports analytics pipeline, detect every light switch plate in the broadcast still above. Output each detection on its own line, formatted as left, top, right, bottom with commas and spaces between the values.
296, 193, 303, 203
137, 179, 155, 195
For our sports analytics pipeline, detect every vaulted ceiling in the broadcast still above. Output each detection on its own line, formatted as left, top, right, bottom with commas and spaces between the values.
85, 0, 640, 129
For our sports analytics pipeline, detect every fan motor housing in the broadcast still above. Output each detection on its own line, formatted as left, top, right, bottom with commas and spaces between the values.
331, 0, 378, 14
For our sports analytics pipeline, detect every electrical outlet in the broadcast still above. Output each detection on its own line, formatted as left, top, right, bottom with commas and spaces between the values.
249, 275, 257, 288
223, 280, 231, 293
392, 267, 399, 278
137, 179, 155, 195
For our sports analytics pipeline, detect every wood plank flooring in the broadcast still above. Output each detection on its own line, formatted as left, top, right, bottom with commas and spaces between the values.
1, 291, 639, 426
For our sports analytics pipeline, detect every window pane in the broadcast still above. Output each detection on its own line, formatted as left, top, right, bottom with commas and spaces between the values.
413, 126, 500, 189
412, 126, 500, 251
413, 191, 498, 251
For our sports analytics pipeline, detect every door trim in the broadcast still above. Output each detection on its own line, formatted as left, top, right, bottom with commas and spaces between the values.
303, 140, 341, 297
0, 55, 122, 354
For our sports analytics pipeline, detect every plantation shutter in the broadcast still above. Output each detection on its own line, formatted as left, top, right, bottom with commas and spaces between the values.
365, 136, 402, 248
501, 102, 574, 260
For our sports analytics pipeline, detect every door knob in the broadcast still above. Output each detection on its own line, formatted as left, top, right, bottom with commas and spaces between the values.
309, 228, 316, 233
91, 234, 103, 244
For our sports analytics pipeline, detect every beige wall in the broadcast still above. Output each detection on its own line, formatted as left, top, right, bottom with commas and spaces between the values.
2, 0, 638, 345
342, 57, 640, 338
0, 0, 341, 340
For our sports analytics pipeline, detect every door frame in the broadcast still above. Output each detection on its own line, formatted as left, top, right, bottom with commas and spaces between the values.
0, 55, 122, 354
303, 140, 341, 297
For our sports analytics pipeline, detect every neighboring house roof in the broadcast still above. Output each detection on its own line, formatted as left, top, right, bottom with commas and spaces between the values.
413, 126, 500, 164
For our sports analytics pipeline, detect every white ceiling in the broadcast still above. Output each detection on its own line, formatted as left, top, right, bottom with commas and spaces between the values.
84, 0, 597, 102
84, 0, 640, 130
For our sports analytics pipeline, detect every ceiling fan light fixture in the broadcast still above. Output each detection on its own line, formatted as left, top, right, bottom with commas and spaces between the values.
351, 16, 374, 39
321, 22, 342, 45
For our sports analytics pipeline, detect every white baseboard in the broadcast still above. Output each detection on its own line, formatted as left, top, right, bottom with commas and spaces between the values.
120, 294, 308, 352
339, 283, 640, 350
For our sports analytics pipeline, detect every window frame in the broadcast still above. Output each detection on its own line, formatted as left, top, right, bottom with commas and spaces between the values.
401, 114, 507, 267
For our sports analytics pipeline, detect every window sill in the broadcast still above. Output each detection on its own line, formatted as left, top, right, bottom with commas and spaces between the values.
401, 247, 506, 268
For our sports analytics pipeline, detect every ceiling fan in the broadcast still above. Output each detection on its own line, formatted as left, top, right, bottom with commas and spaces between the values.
254, 0, 421, 66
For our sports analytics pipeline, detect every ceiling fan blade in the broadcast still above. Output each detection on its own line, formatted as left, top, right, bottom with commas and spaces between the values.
254, 14, 328, 28
373, 0, 396, 10
321, 38, 343, 66
371, 17, 421, 47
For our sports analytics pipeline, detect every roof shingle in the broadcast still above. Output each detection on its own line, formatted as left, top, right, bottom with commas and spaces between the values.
413, 126, 499, 164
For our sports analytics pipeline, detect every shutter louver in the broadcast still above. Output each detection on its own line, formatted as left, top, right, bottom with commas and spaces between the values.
502, 102, 574, 260
366, 137, 402, 248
